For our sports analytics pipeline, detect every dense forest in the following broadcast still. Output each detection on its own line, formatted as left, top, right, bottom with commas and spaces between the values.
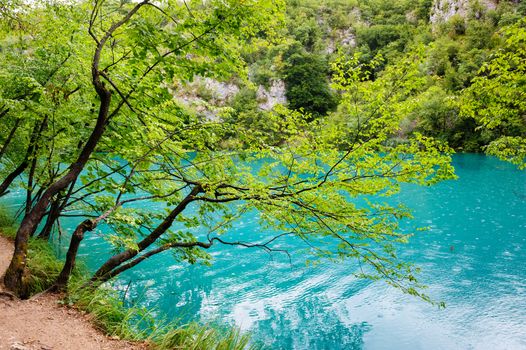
0, 0, 525, 347
215, 0, 525, 155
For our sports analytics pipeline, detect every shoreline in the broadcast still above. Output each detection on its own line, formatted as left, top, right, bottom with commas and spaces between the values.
0, 234, 148, 350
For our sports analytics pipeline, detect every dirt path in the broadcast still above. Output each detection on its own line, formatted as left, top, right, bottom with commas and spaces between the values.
0, 236, 148, 350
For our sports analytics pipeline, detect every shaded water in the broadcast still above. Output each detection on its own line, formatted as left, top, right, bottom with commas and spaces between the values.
3, 154, 526, 349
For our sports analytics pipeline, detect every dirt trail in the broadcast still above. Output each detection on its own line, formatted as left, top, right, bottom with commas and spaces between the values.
0, 236, 147, 350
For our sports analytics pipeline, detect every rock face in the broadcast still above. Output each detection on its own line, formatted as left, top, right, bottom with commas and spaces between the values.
173, 77, 287, 120
172, 77, 238, 120
201, 78, 239, 102
174, 77, 239, 106
430, 0, 497, 24
325, 28, 356, 54
256, 80, 287, 111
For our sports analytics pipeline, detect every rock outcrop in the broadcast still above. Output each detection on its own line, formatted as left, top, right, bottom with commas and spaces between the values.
430, 0, 497, 24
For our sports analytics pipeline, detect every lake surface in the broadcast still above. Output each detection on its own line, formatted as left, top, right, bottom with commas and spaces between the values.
3, 154, 526, 349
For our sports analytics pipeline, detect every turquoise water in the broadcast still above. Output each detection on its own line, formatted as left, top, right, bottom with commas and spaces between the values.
3, 154, 526, 349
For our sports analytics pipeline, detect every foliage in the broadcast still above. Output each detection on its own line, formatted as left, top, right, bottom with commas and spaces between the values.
0, 0, 459, 303
282, 47, 338, 118
74, 39, 456, 306
1, 0, 523, 330
1, 0, 524, 346
460, 19, 526, 166
240, 0, 525, 152
485, 136, 526, 169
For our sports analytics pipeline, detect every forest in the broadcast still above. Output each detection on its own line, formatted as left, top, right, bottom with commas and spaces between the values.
0, 0, 525, 349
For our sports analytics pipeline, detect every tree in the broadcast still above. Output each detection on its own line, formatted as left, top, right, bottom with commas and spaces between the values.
2, 0, 285, 297
1, 0, 455, 306
79, 47, 454, 305
282, 47, 338, 118
460, 19, 526, 167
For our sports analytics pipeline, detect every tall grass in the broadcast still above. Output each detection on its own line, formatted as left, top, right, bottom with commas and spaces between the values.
66, 279, 159, 341
155, 323, 263, 350
25, 238, 69, 294
67, 280, 266, 349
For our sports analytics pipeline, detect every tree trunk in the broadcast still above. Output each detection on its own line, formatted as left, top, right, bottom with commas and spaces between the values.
25, 149, 38, 218
3, 0, 147, 298
0, 119, 43, 198
90, 186, 201, 284
37, 195, 62, 240
3, 90, 111, 298
0, 159, 29, 198
0, 117, 20, 162
51, 219, 94, 292
96, 240, 213, 285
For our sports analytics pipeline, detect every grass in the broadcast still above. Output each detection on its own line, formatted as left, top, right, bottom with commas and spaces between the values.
0, 205, 17, 239
0, 205, 263, 349
25, 238, 71, 294
155, 324, 263, 350
66, 279, 265, 349
0, 205, 74, 295
66, 279, 158, 341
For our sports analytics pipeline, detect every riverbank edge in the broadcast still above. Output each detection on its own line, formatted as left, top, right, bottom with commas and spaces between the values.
0, 208, 261, 350
0, 233, 150, 350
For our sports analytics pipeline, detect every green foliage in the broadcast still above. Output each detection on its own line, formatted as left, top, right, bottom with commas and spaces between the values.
485, 136, 526, 169
460, 19, 526, 166
282, 48, 338, 118
3, 0, 524, 324
0, 1, 94, 193
355, 24, 413, 53
1, 0, 460, 305
327, 47, 427, 146
228, 0, 524, 155
407, 86, 480, 150
226, 0, 524, 154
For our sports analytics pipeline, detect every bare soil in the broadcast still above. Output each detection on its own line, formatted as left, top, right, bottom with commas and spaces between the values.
0, 235, 148, 350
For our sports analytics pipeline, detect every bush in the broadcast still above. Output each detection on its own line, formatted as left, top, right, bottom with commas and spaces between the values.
282, 49, 338, 118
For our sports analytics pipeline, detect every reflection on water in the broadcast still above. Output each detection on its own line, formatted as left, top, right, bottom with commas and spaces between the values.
2, 154, 526, 349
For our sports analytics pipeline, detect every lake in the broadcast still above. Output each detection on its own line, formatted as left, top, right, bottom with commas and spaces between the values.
3, 153, 526, 349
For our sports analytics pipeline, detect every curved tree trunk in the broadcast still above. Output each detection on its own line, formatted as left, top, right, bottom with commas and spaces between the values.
0, 159, 30, 198
0, 119, 43, 198
3, 0, 148, 298
51, 219, 94, 292
0, 117, 20, 162
3, 91, 111, 298
37, 195, 62, 240
90, 186, 201, 284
